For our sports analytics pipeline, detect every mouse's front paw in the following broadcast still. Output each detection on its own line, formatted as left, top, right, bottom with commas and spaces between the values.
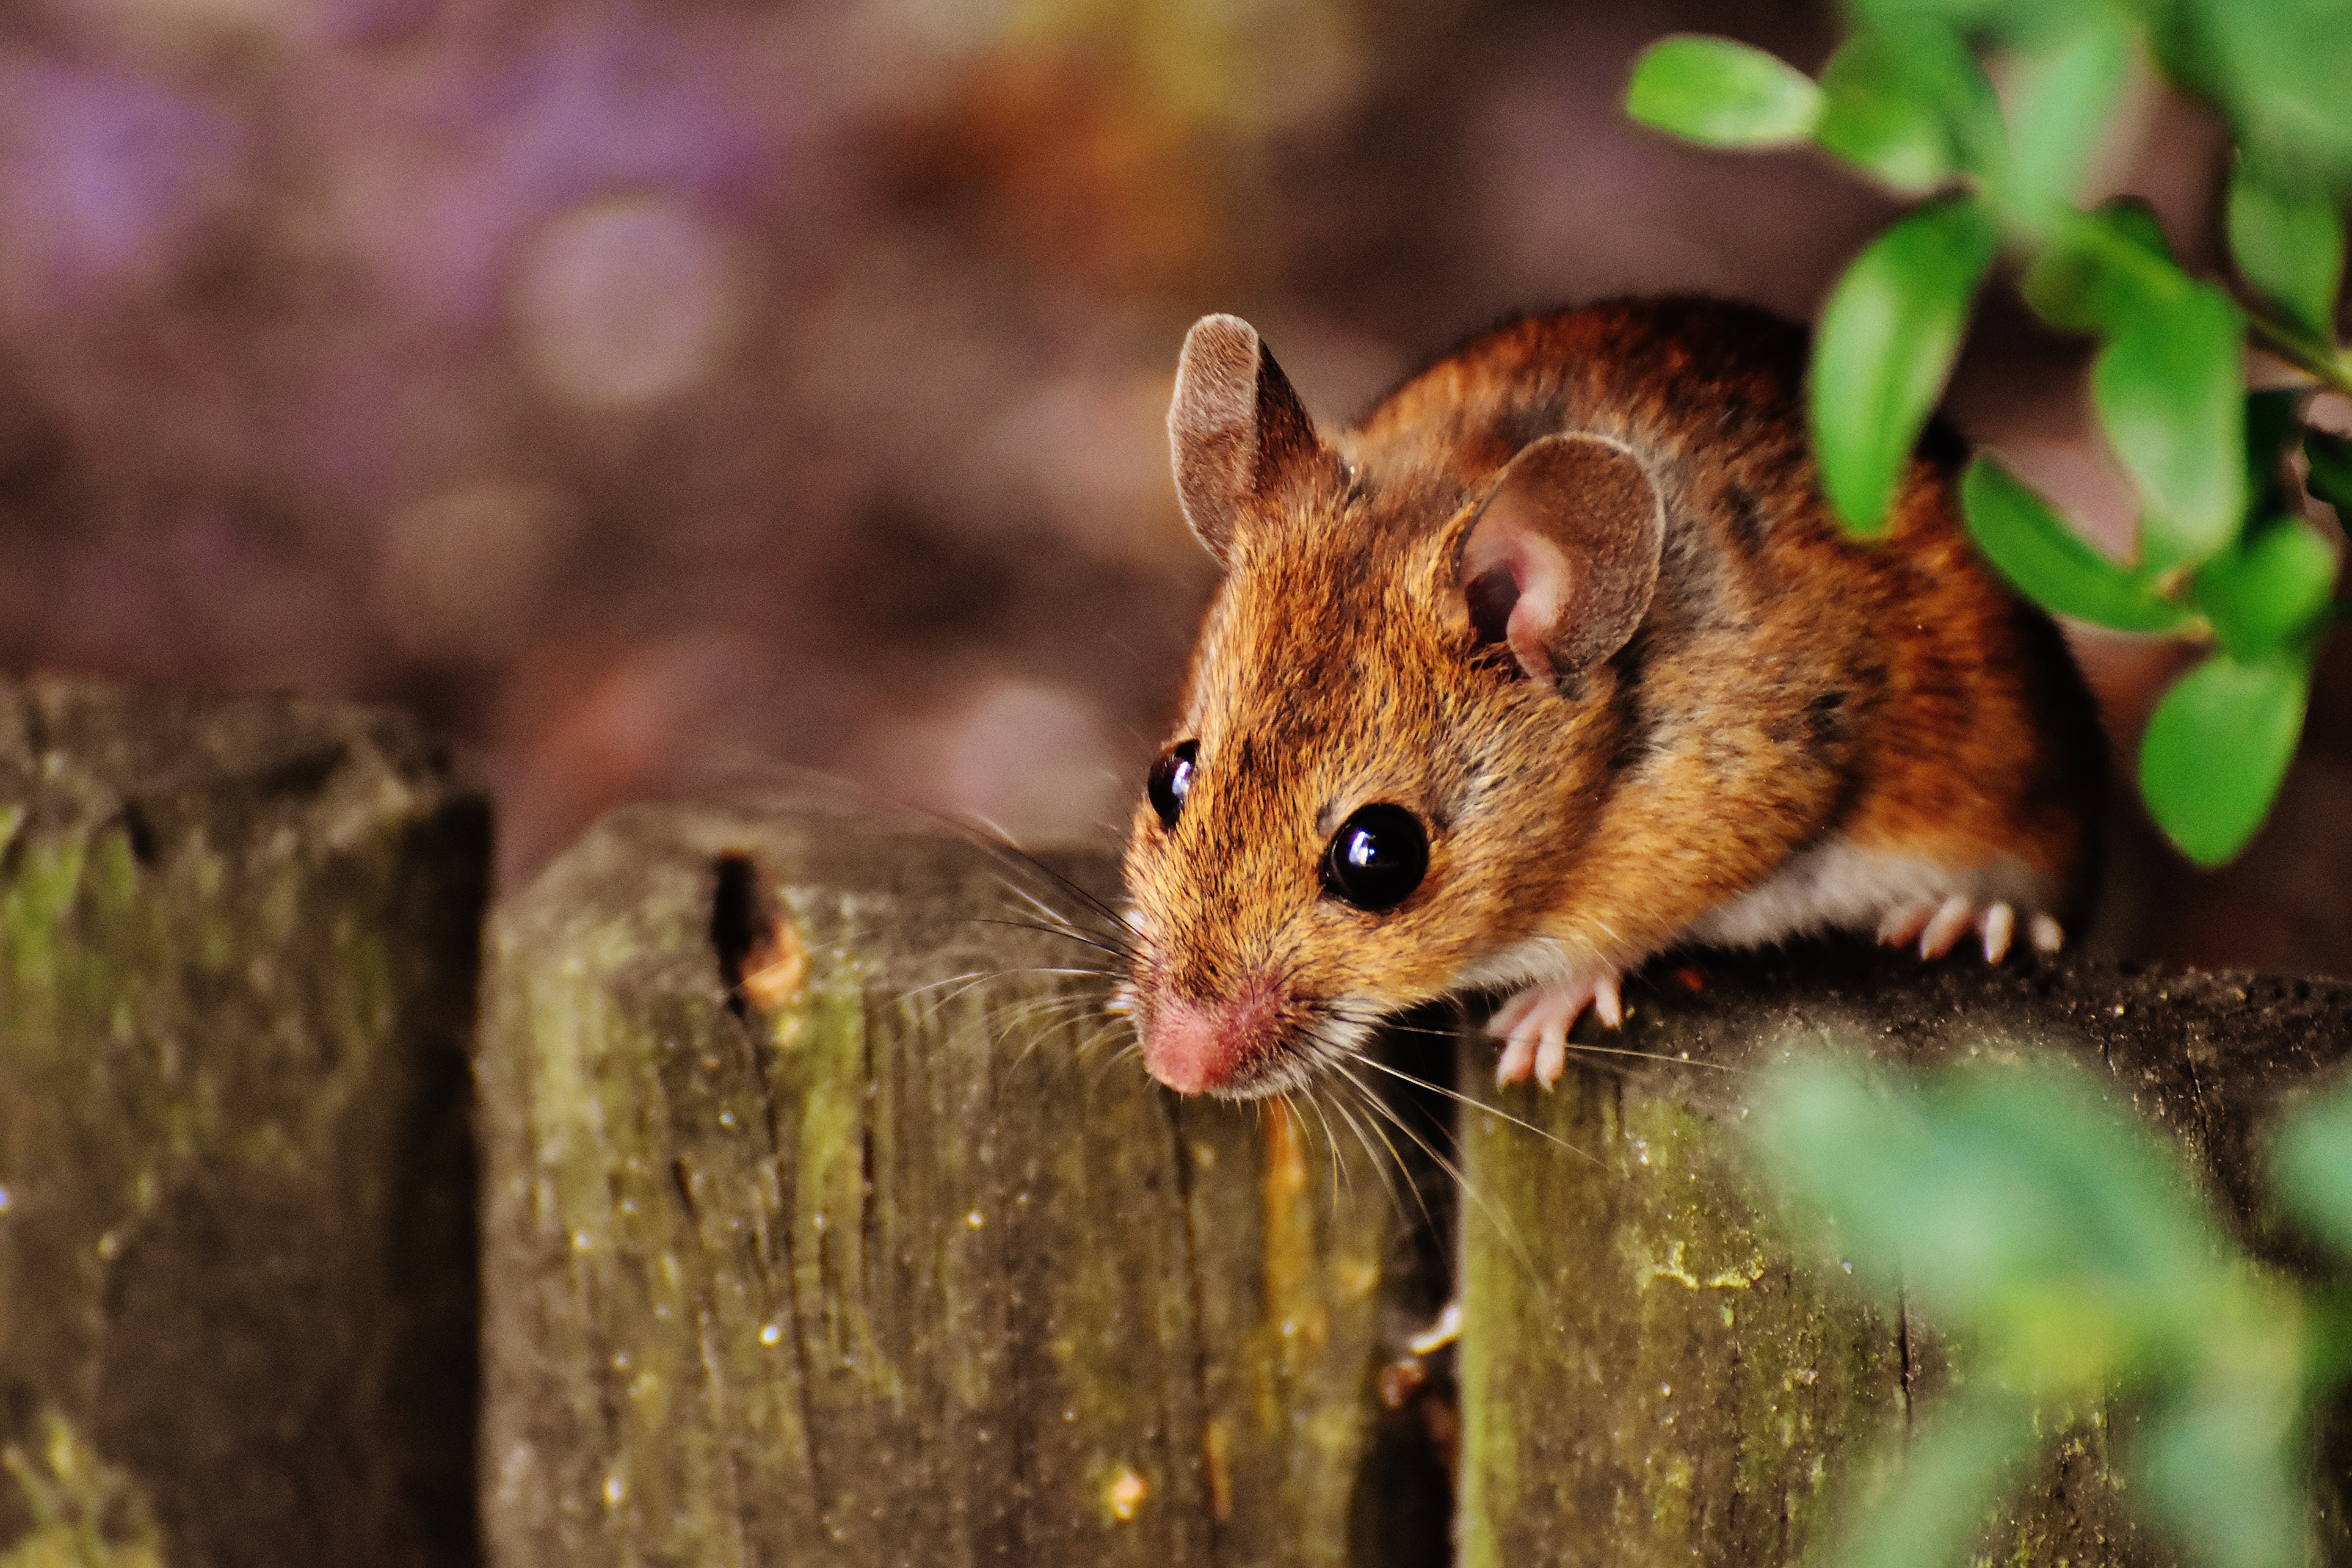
1488, 971, 1624, 1089
1877, 898, 2065, 962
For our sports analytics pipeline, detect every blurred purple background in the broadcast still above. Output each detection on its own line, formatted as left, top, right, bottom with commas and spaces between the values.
2, 0, 2345, 975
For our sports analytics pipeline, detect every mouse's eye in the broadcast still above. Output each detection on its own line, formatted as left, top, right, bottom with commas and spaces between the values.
1321, 804, 1428, 912
1147, 740, 1199, 828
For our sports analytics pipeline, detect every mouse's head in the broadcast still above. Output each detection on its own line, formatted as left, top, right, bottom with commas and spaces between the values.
1122, 314, 1665, 1097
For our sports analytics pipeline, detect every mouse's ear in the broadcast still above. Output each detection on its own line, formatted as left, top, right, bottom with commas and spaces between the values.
1457, 433, 1663, 683
1169, 314, 1324, 568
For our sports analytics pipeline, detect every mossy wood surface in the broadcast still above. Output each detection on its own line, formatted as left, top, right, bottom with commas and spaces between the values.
0, 679, 489, 1568
1459, 945, 2352, 1567
480, 801, 1441, 1568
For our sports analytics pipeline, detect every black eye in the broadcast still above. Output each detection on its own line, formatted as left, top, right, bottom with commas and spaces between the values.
1147, 740, 1198, 828
1321, 804, 1428, 912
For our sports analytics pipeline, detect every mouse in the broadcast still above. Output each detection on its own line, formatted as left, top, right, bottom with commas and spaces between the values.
1116, 296, 2103, 1098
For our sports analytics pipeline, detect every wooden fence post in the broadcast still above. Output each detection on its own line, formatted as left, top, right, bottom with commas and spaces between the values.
1456, 944, 2352, 1567
0, 678, 489, 1567
479, 799, 1451, 1567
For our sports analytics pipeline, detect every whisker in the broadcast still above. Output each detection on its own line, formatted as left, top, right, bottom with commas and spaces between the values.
886, 967, 1120, 1058
1071, 1019, 1131, 1064
962, 810, 1020, 847
995, 995, 1099, 1042
1345, 1062, 1543, 1279
1084, 1038, 1144, 1094
1326, 1057, 1537, 1276
1557, 1040, 1746, 1075
1321, 1073, 1431, 1237
958, 968, 1119, 994
995, 884, 1138, 960
1327, 1002, 1749, 1078
998, 989, 1116, 1064
1313, 1091, 1357, 1201
895, 969, 990, 1000
1326, 1010, 1463, 1042
1327, 1059, 1457, 1185
971, 918, 1135, 962
1347, 1051, 1602, 1167
1002, 880, 1083, 927
1091, 1044, 1148, 1081
890, 985, 971, 1033
1284, 1089, 1354, 1202
976, 839, 1134, 935
894, 965, 1112, 1009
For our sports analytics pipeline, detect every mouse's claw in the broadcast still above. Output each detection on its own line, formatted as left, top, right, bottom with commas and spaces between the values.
1884, 896, 2059, 964
1490, 971, 1624, 1089
1877, 901, 1937, 949
1917, 895, 1975, 959
1978, 902, 2015, 962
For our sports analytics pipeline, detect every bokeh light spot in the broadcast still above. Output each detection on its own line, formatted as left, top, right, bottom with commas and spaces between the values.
512, 194, 749, 410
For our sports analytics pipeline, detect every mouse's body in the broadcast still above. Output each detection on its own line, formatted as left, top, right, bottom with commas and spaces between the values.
1120, 297, 2102, 1098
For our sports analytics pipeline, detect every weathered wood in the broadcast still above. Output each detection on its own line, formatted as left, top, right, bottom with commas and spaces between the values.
479, 800, 1447, 1568
0, 678, 489, 1567
1457, 944, 2352, 1567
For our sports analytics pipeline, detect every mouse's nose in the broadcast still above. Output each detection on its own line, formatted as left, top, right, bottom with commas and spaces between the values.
1140, 982, 1287, 1096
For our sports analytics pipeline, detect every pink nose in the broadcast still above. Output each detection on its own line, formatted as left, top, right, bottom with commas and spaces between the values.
1142, 987, 1283, 1095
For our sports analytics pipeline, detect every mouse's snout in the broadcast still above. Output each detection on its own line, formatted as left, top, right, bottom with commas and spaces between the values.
1139, 978, 1290, 1096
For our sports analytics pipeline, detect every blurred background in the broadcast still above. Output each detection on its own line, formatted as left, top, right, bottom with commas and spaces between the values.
0, 0, 2344, 973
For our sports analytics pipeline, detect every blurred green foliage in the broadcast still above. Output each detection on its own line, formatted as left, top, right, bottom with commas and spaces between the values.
1625, 0, 2352, 868
1753, 1051, 2352, 1568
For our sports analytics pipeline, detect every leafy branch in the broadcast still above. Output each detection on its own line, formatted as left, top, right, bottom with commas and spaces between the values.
1626, 0, 2352, 866
1752, 1051, 2352, 1568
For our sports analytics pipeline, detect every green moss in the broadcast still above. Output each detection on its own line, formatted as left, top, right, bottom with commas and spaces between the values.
0, 1412, 163, 1568
1458, 1058, 1906, 1564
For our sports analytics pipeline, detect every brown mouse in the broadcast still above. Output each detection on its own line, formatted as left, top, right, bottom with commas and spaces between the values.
1117, 297, 2103, 1098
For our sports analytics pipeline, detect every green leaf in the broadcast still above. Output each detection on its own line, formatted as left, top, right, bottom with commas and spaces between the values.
2096, 200, 2176, 265
1811, 196, 2000, 535
2166, 5, 2352, 189
2091, 283, 2248, 566
1748, 1062, 1921, 1302
2309, 430, 2352, 516
1831, 1390, 2039, 1568
1814, 25, 2004, 192
2021, 200, 2185, 335
1753, 1056, 2222, 1361
2227, 156, 2347, 340
2135, 1372, 2310, 1568
2195, 517, 2338, 658
2274, 1076, 2352, 1259
2139, 648, 2312, 866
1626, 36, 1823, 147
1962, 457, 2185, 631
1998, 20, 2132, 225
1847, 0, 2092, 50
1924, 1069, 2223, 1337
